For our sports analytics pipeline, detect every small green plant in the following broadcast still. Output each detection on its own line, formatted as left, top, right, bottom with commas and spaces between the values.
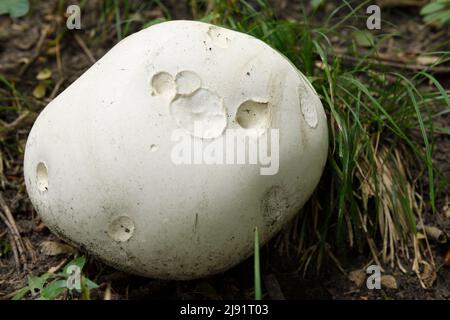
254, 227, 262, 300
0, 0, 29, 18
421, 0, 450, 25
12, 256, 98, 300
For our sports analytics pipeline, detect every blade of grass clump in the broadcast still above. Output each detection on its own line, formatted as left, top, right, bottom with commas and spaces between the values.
254, 226, 261, 300
396, 74, 436, 214
417, 71, 450, 109
114, 0, 122, 42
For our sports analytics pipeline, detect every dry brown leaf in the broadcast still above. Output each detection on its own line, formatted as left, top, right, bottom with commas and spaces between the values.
420, 263, 437, 288
423, 225, 447, 243
444, 249, 450, 266
40, 240, 75, 256
348, 269, 366, 288
416, 55, 439, 66
381, 275, 398, 289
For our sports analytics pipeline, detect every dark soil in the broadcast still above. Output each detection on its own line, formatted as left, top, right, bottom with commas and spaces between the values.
0, 0, 448, 300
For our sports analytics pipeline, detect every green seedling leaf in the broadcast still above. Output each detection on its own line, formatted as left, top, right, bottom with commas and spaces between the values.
41, 280, 67, 300
254, 227, 261, 300
420, 2, 447, 15
63, 256, 86, 274
12, 287, 30, 300
83, 276, 99, 290
27, 273, 51, 296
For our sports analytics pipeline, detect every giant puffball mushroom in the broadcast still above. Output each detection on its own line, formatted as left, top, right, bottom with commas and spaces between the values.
23, 20, 328, 279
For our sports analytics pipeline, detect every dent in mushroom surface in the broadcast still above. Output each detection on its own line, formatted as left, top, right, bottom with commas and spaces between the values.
175, 70, 202, 95
170, 88, 227, 139
151, 71, 176, 97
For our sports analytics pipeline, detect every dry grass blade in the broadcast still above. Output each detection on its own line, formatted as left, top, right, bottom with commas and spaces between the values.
40, 240, 76, 256
0, 193, 27, 270
0, 111, 36, 141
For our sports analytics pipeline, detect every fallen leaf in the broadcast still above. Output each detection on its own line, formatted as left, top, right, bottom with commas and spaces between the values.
381, 275, 398, 289
348, 269, 366, 288
36, 68, 52, 80
423, 225, 447, 243
32, 83, 46, 99
444, 249, 450, 266
416, 55, 439, 65
420, 263, 437, 288
40, 240, 75, 256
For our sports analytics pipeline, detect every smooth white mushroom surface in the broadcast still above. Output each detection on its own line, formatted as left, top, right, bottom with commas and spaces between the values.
23, 20, 328, 279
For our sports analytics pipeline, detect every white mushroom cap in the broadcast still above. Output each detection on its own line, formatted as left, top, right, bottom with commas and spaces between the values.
24, 20, 328, 279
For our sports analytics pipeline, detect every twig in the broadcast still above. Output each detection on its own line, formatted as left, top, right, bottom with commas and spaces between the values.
330, 50, 450, 74
48, 77, 65, 101
74, 34, 96, 64
7, 233, 20, 269
0, 111, 36, 141
19, 25, 50, 77
0, 193, 27, 270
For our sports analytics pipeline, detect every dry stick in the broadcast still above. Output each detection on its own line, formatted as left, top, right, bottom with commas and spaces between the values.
48, 77, 65, 101
7, 233, 20, 269
0, 193, 27, 270
0, 111, 36, 141
330, 51, 450, 74
74, 34, 96, 64
18, 25, 50, 77
0, 211, 25, 269
56, 37, 63, 77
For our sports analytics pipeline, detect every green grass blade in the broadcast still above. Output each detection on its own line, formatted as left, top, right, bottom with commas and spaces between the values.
254, 226, 262, 300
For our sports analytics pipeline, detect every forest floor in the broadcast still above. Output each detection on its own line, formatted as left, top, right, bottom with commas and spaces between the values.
0, 0, 449, 300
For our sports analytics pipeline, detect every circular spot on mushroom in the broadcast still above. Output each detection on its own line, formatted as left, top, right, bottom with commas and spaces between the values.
261, 186, 289, 230
236, 100, 270, 131
108, 216, 135, 242
36, 162, 48, 193
207, 26, 230, 48
151, 72, 176, 97
150, 144, 159, 152
298, 84, 318, 128
175, 71, 201, 95
170, 88, 227, 139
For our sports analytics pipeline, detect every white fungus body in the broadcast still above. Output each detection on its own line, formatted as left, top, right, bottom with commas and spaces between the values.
24, 21, 328, 279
